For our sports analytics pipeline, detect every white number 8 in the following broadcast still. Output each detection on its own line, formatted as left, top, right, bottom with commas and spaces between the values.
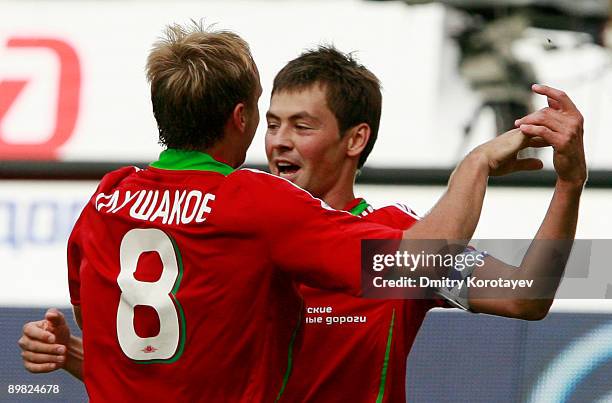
117, 228, 185, 362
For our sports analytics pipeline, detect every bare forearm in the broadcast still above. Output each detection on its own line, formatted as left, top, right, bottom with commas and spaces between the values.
472, 180, 583, 319
64, 335, 84, 381
515, 180, 583, 292
533, 180, 582, 240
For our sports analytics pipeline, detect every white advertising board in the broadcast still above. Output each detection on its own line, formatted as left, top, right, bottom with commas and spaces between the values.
1, 180, 610, 310
0, 181, 94, 306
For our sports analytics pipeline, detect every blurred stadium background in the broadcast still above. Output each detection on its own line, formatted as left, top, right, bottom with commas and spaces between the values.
0, 0, 611, 401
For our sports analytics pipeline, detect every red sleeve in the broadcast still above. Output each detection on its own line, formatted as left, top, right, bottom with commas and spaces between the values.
364, 204, 419, 229
237, 170, 402, 295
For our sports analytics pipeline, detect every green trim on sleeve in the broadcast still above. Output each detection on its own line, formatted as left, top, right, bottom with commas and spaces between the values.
150, 148, 234, 176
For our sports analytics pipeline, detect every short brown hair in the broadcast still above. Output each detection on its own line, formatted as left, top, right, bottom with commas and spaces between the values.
272, 46, 382, 168
146, 22, 258, 150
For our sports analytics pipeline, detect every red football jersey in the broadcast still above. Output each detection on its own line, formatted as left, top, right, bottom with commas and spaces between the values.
67, 150, 401, 402
281, 198, 447, 403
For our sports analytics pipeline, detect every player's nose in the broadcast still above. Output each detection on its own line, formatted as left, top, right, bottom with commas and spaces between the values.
269, 125, 294, 151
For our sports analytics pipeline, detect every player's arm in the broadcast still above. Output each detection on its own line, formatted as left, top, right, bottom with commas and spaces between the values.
18, 308, 84, 381
397, 124, 545, 282
259, 125, 540, 294
402, 128, 543, 242
469, 84, 586, 320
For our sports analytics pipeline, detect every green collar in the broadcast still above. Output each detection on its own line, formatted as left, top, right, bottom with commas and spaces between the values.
348, 198, 370, 216
150, 149, 234, 176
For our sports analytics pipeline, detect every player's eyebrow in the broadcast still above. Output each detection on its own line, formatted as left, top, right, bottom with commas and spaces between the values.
265, 110, 320, 123
265, 111, 280, 121
289, 111, 320, 123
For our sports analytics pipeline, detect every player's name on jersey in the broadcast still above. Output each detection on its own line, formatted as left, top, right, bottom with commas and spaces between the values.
95, 189, 215, 225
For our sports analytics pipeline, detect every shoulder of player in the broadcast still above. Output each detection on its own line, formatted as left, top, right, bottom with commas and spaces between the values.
226, 168, 355, 221
360, 202, 420, 230
230, 168, 324, 201
94, 166, 140, 195
88, 166, 141, 202
78, 166, 140, 219
366, 202, 420, 220
229, 168, 298, 188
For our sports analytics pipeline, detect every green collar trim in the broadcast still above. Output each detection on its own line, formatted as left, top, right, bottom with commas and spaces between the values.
349, 199, 370, 216
150, 149, 234, 176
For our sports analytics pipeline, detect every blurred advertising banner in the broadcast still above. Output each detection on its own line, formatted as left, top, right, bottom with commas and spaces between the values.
0, 181, 94, 306
1, 180, 611, 307
0, 1, 611, 168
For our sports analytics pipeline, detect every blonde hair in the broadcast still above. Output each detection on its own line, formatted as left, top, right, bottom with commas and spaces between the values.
146, 21, 258, 149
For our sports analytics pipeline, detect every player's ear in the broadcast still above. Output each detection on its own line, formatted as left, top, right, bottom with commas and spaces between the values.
346, 123, 371, 159
230, 102, 248, 132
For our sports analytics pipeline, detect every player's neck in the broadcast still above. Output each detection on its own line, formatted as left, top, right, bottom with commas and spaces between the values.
322, 189, 357, 211
320, 166, 358, 211
202, 140, 246, 168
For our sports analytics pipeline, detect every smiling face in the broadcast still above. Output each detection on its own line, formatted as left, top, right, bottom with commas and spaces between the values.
265, 84, 352, 199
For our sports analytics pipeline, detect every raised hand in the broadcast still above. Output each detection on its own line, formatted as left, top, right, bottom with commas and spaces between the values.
471, 128, 547, 176
515, 84, 587, 187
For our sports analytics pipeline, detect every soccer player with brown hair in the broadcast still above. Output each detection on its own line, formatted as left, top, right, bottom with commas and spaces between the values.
264, 46, 585, 402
